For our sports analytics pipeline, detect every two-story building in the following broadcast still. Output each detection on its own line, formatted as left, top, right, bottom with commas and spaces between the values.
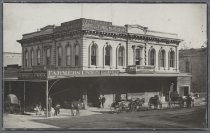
11, 18, 191, 110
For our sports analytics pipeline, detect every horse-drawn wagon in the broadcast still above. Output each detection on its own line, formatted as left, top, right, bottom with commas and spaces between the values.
5, 94, 21, 114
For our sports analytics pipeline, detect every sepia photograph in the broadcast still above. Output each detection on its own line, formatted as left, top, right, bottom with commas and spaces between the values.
2, 3, 207, 130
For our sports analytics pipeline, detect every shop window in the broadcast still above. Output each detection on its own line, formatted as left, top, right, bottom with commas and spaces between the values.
58, 46, 62, 66
37, 48, 41, 65
75, 44, 79, 66
91, 44, 97, 66
105, 45, 111, 66
149, 49, 155, 66
118, 46, 124, 66
31, 49, 34, 66
135, 48, 142, 65
46, 48, 51, 66
159, 49, 165, 67
66, 45, 71, 66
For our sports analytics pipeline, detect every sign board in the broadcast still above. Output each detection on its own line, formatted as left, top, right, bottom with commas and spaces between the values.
47, 70, 120, 79
18, 71, 47, 80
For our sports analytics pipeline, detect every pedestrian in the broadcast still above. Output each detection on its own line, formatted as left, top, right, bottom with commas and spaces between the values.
98, 96, 102, 108
101, 95, 106, 108
54, 104, 61, 116
186, 95, 192, 108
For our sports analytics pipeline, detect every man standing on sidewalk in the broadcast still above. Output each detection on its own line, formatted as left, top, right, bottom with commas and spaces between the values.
101, 95, 106, 108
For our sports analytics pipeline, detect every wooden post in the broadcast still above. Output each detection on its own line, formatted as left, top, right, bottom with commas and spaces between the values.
23, 81, 25, 114
46, 80, 48, 118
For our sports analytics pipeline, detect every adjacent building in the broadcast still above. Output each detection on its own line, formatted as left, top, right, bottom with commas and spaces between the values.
5, 18, 191, 109
179, 48, 207, 93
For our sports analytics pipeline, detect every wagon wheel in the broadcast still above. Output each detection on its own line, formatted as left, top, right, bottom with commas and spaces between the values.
110, 106, 116, 113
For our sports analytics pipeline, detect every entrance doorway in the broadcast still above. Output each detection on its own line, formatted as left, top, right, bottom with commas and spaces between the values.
179, 86, 189, 97
87, 88, 100, 107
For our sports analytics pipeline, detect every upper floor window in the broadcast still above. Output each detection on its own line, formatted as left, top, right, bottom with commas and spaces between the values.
37, 48, 41, 65
31, 49, 34, 66
66, 45, 71, 66
135, 48, 142, 65
105, 45, 111, 66
75, 44, 79, 67
169, 50, 175, 67
186, 61, 190, 73
118, 46, 124, 66
159, 49, 166, 67
58, 46, 62, 66
91, 44, 97, 66
149, 49, 155, 66
25, 50, 29, 67
45, 48, 51, 66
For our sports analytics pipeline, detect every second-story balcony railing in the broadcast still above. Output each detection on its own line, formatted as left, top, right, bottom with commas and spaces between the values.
126, 65, 155, 74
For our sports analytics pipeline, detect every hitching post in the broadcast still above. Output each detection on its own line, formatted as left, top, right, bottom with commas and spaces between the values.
46, 80, 49, 118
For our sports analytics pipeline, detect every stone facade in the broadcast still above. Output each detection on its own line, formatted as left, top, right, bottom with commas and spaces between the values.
18, 18, 182, 74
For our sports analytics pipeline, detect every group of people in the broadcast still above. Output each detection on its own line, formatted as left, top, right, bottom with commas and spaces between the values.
98, 95, 106, 108
34, 97, 61, 117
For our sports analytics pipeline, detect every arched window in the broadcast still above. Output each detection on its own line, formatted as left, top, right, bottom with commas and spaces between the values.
31, 49, 34, 66
118, 46, 124, 66
91, 44, 97, 66
37, 48, 41, 65
169, 50, 175, 67
66, 45, 71, 66
135, 48, 142, 65
57, 46, 62, 66
25, 50, 29, 67
159, 49, 166, 67
75, 44, 79, 66
46, 48, 51, 66
105, 45, 111, 66
149, 49, 155, 66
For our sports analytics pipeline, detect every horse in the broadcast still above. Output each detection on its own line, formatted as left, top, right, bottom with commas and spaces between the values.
70, 100, 84, 116
128, 98, 145, 111
168, 92, 185, 108
148, 95, 162, 109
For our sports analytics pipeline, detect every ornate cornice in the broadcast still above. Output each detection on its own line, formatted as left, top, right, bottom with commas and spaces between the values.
17, 18, 182, 45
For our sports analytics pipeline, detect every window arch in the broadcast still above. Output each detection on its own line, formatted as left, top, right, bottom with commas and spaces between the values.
66, 44, 71, 66
25, 50, 29, 67
148, 48, 155, 66
74, 43, 79, 67
91, 44, 98, 66
105, 45, 112, 66
169, 50, 175, 67
30, 49, 34, 66
57, 46, 62, 66
37, 48, 41, 65
159, 49, 166, 67
118, 46, 124, 66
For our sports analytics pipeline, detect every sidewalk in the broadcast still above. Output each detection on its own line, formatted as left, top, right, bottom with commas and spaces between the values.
3, 107, 105, 129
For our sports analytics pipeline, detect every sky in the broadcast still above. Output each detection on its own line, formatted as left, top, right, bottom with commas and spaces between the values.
3, 3, 207, 53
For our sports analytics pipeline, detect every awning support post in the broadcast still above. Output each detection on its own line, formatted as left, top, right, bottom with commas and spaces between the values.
46, 80, 48, 118
23, 81, 25, 114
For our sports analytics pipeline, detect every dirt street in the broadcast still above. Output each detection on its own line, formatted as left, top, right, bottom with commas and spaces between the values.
3, 106, 206, 129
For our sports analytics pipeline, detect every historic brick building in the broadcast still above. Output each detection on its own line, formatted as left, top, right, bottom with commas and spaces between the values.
11, 18, 191, 109
179, 48, 207, 93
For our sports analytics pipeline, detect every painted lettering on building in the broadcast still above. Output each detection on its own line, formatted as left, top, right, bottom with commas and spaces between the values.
47, 70, 120, 78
